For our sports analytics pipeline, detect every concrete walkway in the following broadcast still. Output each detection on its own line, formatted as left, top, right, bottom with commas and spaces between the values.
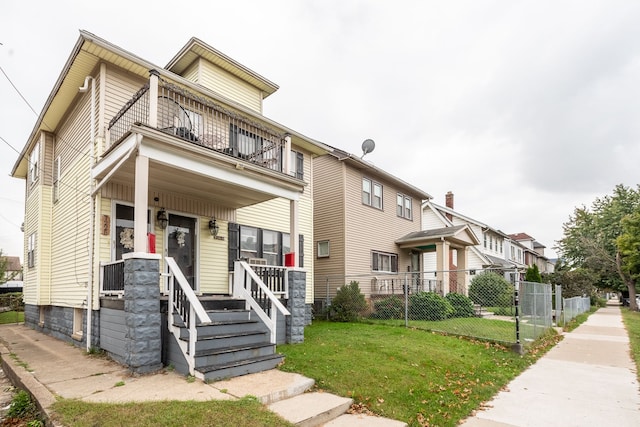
0, 324, 405, 426
460, 304, 640, 427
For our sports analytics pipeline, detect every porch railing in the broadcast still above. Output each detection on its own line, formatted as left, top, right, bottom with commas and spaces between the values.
107, 78, 286, 174
165, 256, 212, 377
233, 260, 290, 344
99, 260, 125, 296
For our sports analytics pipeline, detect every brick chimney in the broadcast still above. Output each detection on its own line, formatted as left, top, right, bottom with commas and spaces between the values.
445, 191, 453, 221
445, 191, 454, 209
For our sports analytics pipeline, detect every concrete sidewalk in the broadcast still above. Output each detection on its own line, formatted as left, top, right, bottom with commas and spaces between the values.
460, 304, 640, 427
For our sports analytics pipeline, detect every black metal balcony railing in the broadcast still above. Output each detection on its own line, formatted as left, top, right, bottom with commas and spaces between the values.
108, 79, 286, 174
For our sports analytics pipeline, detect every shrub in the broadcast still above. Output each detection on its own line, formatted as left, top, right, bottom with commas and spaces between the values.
445, 293, 475, 318
469, 272, 513, 308
328, 281, 367, 322
408, 292, 453, 321
370, 296, 404, 319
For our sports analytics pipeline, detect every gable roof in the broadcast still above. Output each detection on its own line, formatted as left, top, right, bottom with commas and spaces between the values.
329, 147, 432, 200
510, 232, 534, 241
11, 30, 331, 178
1, 256, 21, 271
395, 224, 480, 248
165, 37, 279, 97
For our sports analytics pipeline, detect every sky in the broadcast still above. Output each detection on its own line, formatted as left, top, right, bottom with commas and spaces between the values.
2, 0, 640, 262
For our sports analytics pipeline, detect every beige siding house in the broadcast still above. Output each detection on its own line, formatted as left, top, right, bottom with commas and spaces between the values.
11, 31, 330, 379
313, 148, 478, 308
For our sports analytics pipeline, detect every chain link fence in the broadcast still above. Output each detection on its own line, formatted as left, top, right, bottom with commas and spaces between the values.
562, 296, 591, 325
316, 271, 556, 347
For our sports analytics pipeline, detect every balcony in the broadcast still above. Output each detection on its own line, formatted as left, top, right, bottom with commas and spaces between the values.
108, 77, 286, 174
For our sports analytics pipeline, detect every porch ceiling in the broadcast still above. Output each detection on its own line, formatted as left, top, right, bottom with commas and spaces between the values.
93, 127, 303, 208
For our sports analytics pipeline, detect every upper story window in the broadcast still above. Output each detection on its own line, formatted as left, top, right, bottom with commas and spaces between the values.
27, 232, 36, 268
372, 250, 398, 273
396, 193, 412, 220
317, 240, 330, 258
230, 124, 263, 160
53, 157, 60, 202
490, 236, 493, 251
362, 178, 382, 209
484, 234, 487, 248
29, 142, 40, 185
289, 150, 304, 180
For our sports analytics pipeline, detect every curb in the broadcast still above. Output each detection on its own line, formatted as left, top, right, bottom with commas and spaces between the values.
0, 341, 59, 426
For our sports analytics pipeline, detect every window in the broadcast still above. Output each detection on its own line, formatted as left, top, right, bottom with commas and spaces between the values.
114, 203, 151, 260
230, 124, 263, 160
362, 178, 382, 209
317, 240, 330, 258
73, 308, 83, 339
289, 150, 304, 180
490, 236, 493, 250
372, 250, 398, 273
484, 234, 487, 248
53, 156, 60, 202
240, 226, 259, 259
362, 178, 371, 205
396, 193, 412, 219
229, 223, 304, 269
27, 233, 36, 268
29, 142, 39, 185
262, 230, 279, 265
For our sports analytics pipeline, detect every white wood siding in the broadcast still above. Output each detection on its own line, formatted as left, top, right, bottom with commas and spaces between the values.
198, 216, 228, 294
422, 208, 446, 229
104, 65, 146, 148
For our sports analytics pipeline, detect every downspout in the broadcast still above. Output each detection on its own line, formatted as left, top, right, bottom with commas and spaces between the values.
79, 75, 95, 352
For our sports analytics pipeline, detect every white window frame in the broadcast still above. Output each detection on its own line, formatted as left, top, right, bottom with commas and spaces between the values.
29, 141, 40, 185
396, 193, 412, 219
53, 156, 61, 202
27, 232, 36, 268
363, 177, 383, 210
372, 250, 398, 273
317, 240, 330, 258
362, 178, 371, 205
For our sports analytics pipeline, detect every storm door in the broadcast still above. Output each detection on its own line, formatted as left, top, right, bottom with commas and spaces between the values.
166, 213, 197, 290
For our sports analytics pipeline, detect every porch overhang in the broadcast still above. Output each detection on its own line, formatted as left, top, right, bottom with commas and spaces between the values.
92, 125, 304, 207
395, 225, 480, 251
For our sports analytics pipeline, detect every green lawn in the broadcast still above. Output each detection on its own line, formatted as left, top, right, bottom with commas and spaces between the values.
278, 321, 560, 427
0, 310, 24, 324
621, 308, 640, 381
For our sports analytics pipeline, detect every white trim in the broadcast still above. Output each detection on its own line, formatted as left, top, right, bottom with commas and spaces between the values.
122, 252, 162, 260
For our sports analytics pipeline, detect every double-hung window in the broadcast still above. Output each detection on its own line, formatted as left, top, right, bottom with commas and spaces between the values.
396, 193, 412, 219
27, 233, 36, 268
289, 150, 304, 179
362, 178, 383, 209
372, 250, 398, 273
29, 142, 39, 186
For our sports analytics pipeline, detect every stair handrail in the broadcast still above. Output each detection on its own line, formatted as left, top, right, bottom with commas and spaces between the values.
166, 256, 212, 376
233, 260, 291, 343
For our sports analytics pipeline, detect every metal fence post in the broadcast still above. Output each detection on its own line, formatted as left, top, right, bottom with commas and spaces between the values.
404, 272, 409, 327
512, 280, 523, 354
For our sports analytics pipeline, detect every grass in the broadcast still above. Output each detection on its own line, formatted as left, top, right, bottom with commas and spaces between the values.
51, 397, 294, 427
621, 308, 640, 382
278, 321, 560, 427
562, 306, 597, 332
0, 310, 24, 324
367, 316, 518, 343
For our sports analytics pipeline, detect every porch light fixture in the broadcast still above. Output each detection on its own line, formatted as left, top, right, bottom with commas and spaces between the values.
208, 217, 219, 237
157, 208, 168, 229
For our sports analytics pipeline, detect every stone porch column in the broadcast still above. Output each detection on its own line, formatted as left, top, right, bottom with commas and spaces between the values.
123, 253, 162, 373
286, 269, 306, 343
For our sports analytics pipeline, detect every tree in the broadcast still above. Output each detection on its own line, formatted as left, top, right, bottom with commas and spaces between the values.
524, 264, 542, 282
0, 249, 7, 285
329, 281, 368, 322
469, 272, 513, 308
556, 184, 640, 310
616, 209, 640, 307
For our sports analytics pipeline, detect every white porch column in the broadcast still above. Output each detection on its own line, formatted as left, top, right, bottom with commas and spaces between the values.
134, 153, 149, 252
149, 70, 159, 128
290, 199, 299, 267
283, 134, 292, 175
436, 240, 450, 295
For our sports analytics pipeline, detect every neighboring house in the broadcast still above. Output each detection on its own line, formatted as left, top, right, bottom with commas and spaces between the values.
312, 149, 478, 306
11, 31, 330, 379
509, 233, 555, 274
1, 256, 23, 282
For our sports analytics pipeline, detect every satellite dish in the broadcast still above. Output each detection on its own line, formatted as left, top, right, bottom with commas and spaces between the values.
361, 139, 375, 159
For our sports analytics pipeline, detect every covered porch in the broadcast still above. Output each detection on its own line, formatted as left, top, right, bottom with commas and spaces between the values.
395, 225, 481, 296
